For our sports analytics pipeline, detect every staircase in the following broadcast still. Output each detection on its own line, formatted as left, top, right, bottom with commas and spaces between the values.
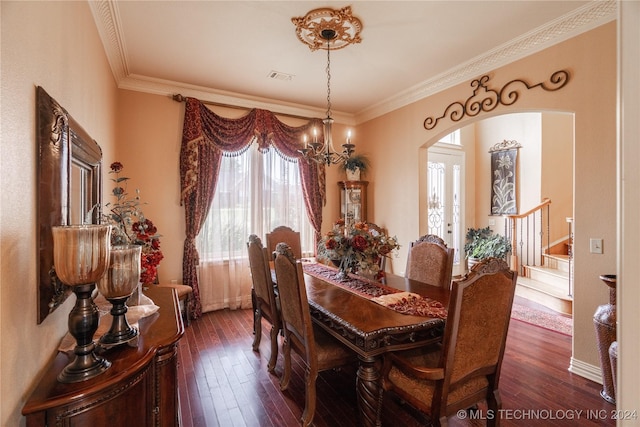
507, 201, 573, 316
517, 253, 573, 315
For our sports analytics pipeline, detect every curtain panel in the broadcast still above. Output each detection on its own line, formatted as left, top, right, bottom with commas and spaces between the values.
179, 97, 325, 317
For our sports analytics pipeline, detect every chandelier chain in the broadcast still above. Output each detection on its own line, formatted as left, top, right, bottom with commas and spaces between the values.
326, 37, 332, 119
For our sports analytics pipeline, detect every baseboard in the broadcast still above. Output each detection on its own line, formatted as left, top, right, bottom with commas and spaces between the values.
569, 357, 603, 384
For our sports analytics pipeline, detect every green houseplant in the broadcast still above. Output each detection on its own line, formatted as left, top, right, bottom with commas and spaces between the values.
464, 226, 511, 268
341, 154, 370, 180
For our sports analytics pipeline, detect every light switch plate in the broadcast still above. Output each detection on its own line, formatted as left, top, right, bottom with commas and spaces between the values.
590, 238, 603, 254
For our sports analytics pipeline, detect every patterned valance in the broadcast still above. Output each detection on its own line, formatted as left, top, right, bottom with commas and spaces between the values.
178, 97, 326, 318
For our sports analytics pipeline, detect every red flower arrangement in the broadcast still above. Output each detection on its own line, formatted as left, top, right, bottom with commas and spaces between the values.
103, 162, 164, 285
317, 220, 399, 278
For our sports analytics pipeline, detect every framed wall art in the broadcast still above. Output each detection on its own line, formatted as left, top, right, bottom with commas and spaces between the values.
489, 140, 521, 215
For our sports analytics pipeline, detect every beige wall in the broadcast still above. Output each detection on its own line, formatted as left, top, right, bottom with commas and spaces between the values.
0, 1, 118, 426
541, 112, 574, 243
112, 90, 187, 283
359, 22, 617, 374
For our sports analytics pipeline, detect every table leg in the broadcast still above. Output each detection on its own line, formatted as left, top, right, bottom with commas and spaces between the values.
356, 355, 383, 427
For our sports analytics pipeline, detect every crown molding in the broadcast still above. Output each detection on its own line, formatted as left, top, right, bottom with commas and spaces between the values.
89, 0, 129, 82
118, 73, 355, 124
356, 0, 617, 124
90, 0, 616, 125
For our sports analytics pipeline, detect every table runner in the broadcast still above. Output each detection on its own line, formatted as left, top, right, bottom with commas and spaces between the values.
303, 263, 447, 319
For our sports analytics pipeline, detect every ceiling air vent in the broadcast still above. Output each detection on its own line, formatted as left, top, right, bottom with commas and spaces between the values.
267, 70, 294, 81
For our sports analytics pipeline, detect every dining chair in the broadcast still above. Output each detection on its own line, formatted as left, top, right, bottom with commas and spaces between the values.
247, 234, 281, 373
266, 225, 302, 260
366, 222, 387, 271
272, 243, 357, 427
405, 234, 454, 288
381, 258, 517, 426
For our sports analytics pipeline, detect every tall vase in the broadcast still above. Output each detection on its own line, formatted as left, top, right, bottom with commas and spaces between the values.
593, 274, 616, 404
96, 245, 142, 346
52, 224, 112, 383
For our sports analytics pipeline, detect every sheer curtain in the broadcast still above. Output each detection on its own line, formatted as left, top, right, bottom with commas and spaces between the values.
196, 144, 315, 313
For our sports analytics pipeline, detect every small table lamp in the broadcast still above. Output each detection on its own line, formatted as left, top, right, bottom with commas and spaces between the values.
52, 224, 111, 383
96, 245, 142, 346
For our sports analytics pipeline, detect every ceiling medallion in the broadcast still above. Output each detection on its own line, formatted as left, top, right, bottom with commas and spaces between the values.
291, 6, 363, 51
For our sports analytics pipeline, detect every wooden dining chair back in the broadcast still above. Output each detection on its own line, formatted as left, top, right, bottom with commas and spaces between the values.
366, 222, 388, 271
382, 258, 517, 426
405, 234, 454, 288
272, 243, 357, 427
247, 234, 281, 373
266, 226, 302, 259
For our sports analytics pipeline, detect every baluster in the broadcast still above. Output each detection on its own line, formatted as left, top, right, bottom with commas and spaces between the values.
546, 203, 551, 260
533, 211, 537, 266
519, 218, 524, 274
528, 214, 532, 266
505, 199, 552, 277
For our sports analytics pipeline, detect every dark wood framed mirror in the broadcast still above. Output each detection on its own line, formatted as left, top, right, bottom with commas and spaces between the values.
37, 86, 102, 324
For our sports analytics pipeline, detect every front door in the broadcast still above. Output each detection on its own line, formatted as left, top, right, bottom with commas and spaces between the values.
427, 147, 465, 276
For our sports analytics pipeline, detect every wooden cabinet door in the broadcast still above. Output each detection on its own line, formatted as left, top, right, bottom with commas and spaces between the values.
42, 363, 154, 426
155, 343, 180, 427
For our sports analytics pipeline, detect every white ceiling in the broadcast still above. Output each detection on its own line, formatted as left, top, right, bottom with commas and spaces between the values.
90, 1, 615, 123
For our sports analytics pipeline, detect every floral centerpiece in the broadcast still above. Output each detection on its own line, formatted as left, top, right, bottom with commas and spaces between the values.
317, 220, 400, 280
101, 162, 163, 286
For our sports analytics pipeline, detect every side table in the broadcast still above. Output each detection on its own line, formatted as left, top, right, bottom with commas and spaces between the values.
22, 286, 184, 426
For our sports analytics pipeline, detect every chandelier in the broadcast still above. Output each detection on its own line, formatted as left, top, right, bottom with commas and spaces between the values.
292, 6, 363, 166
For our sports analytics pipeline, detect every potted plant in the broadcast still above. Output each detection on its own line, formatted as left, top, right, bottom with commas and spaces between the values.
464, 226, 511, 269
341, 154, 370, 181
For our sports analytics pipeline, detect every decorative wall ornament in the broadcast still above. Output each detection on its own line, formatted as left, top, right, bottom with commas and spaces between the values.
489, 140, 522, 215
423, 70, 570, 131
292, 6, 363, 51
489, 139, 523, 153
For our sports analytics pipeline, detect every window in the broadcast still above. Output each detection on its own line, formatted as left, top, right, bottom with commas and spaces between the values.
438, 129, 461, 145
197, 143, 315, 261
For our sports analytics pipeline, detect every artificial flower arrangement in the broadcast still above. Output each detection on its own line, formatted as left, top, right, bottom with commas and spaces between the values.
101, 162, 164, 285
317, 219, 400, 279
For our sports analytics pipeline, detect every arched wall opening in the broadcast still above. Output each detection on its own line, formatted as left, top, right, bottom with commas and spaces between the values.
418, 111, 575, 278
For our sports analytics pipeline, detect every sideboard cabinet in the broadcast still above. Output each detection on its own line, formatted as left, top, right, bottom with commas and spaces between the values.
22, 286, 184, 426
339, 180, 368, 226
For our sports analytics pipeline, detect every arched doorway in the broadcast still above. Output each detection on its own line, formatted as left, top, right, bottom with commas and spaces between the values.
421, 111, 575, 289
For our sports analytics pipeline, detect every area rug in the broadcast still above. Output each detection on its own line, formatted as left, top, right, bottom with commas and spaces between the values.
511, 303, 572, 336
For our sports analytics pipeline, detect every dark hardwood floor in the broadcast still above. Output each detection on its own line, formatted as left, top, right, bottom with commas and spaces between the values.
176, 306, 614, 427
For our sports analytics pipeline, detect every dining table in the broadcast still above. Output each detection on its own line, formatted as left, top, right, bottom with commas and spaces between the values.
300, 262, 450, 427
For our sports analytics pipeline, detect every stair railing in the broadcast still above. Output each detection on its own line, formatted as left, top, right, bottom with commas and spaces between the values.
506, 198, 551, 275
